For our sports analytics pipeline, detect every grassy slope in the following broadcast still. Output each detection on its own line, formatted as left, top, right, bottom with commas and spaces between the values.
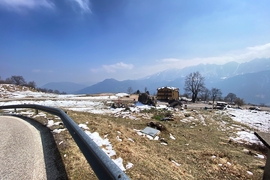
0, 85, 267, 179
20, 108, 265, 180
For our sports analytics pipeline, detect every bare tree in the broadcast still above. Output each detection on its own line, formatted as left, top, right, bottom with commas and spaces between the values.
53, 89, 60, 94
210, 88, 222, 108
144, 87, 148, 93
5, 78, 12, 84
37, 88, 48, 93
235, 98, 245, 107
127, 87, 133, 94
0, 76, 5, 84
200, 87, 210, 103
47, 89, 53, 93
184, 71, 205, 103
224, 93, 237, 104
10, 76, 26, 85
27, 81, 36, 89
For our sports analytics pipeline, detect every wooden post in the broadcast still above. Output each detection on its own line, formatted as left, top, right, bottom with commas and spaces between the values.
263, 149, 270, 180
254, 132, 270, 180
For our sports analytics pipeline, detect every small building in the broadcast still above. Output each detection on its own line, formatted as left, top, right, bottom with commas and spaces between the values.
156, 87, 179, 101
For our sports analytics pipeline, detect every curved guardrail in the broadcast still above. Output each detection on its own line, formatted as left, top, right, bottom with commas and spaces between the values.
0, 104, 130, 180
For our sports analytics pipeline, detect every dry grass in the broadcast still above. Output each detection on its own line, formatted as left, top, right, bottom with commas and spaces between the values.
58, 109, 266, 179
1, 108, 266, 180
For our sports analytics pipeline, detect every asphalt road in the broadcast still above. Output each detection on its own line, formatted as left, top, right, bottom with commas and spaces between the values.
0, 116, 46, 180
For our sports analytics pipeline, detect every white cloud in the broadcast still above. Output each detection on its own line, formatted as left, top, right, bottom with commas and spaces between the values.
89, 42, 270, 81
129, 42, 270, 79
90, 68, 100, 73
71, 0, 91, 13
0, 0, 54, 10
162, 42, 270, 68
247, 43, 270, 51
102, 62, 134, 73
0, 0, 91, 13
160, 58, 181, 63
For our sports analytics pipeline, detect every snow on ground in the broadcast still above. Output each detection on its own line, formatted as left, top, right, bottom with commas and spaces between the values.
84, 129, 131, 171
1, 94, 269, 146
0, 99, 168, 118
226, 108, 270, 145
115, 93, 129, 97
78, 124, 89, 130
171, 160, 181, 167
170, 133, 176, 140
0, 84, 82, 99
227, 109, 270, 132
0, 84, 123, 100
0, 100, 111, 114
1, 86, 270, 167
230, 131, 263, 145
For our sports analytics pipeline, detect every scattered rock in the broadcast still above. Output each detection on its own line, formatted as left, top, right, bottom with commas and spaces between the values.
168, 100, 182, 108
160, 138, 168, 144
147, 121, 167, 131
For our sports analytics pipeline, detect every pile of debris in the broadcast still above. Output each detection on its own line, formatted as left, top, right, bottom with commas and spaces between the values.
138, 93, 157, 106
168, 99, 182, 108
111, 102, 129, 109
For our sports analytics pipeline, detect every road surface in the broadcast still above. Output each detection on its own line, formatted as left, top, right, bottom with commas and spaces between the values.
0, 116, 46, 179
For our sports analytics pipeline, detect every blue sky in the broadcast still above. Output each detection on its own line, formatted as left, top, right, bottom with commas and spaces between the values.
1, 0, 270, 86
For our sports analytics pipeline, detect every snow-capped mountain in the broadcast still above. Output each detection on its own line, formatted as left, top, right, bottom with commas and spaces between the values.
70, 58, 270, 105
141, 58, 270, 83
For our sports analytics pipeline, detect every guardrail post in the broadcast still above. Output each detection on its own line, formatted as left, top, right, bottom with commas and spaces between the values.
263, 149, 270, 180
35, 109, 38, 115
254, 132, 270, 180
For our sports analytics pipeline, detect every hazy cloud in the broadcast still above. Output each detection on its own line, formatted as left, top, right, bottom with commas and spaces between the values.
88, 42, 270, 81
90, 62, 134, 74
90, 68, 101, 73
130, 42, 270, 79
0, 0, 91, 13
32, 69, 53, 73
163, 42, 270, 68
0, 0, 54, 10
32, 69, 41, 73
247, 43, 270, 51
102, 62, 134, 73
160, 58, 181, 63
71, 0, 91, 13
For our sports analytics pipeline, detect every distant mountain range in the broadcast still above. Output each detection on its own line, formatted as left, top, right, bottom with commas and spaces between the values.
41, 82, 87, 94
213, 70, 270, 105
43, 58, 270, 105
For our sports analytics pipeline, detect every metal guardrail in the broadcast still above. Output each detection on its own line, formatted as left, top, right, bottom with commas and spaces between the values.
0, 104, 130, 180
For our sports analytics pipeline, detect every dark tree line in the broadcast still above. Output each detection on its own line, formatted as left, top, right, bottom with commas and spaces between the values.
1, 75, 36, 89
0, 75, 66, 94
127, 87, 150, 95
184, 72, 245, 106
